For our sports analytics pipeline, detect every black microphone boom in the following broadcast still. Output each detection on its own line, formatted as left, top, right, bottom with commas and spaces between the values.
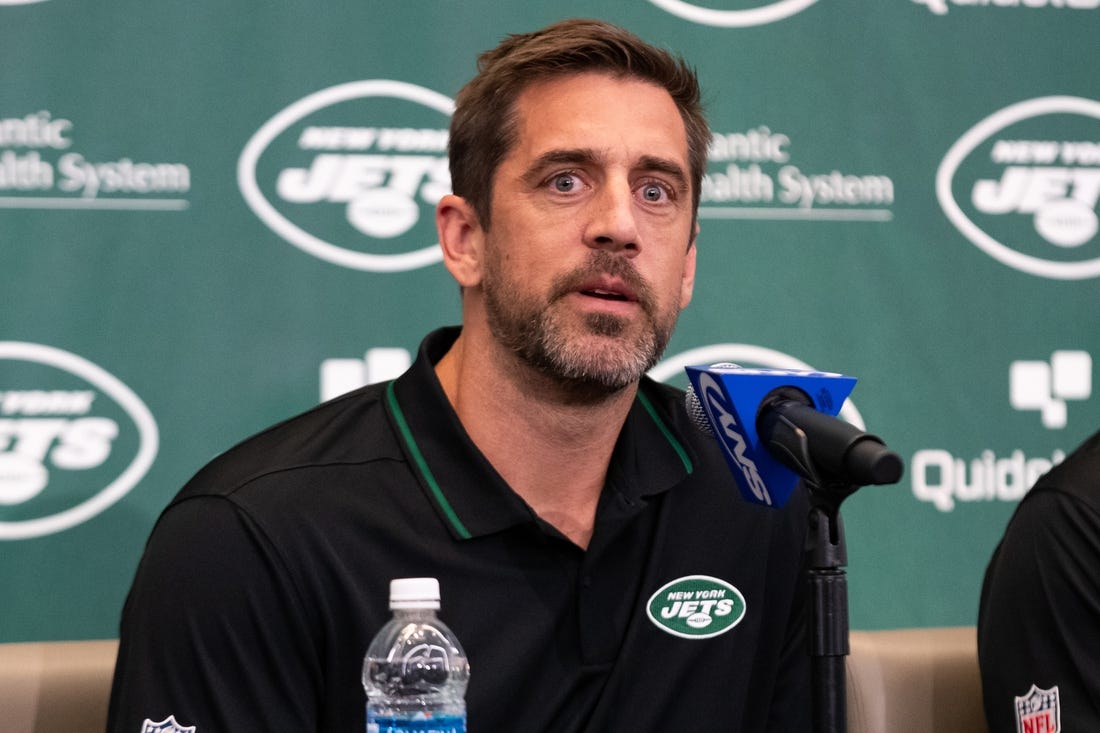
755, 388, 903, 487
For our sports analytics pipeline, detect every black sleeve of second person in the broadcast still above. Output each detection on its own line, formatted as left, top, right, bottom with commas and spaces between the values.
978, 489, 1100, 731
107, 495, 322, 733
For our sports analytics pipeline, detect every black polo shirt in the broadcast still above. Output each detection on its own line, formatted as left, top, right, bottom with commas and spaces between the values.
109, 327, 812, 732
978, 429, 1100, 732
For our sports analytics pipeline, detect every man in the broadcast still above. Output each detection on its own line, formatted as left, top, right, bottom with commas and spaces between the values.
978, 428, 1100, 731
109, 19, 811, 731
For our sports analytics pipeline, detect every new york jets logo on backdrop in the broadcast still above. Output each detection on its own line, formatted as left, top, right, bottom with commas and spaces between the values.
0, 342, 158, 540
647, 575, 746, 638
648, 0, 818, 26
937, 96, 1100, 279
238, 80, 453, 272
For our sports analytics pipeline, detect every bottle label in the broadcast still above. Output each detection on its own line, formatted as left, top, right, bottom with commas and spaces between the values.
367, 714, 466, 733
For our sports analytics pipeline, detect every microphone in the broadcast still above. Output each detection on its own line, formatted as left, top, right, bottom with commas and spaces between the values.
684, 363, 903, 507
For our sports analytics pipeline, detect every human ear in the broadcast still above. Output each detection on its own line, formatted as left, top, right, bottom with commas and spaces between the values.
679, 225, 698, 310
436, 194, 485, 288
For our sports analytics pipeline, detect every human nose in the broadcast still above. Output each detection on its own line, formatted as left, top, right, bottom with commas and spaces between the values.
584, 181, 639, 255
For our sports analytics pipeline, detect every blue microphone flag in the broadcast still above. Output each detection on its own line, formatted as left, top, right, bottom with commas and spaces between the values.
685, 364, 857, 508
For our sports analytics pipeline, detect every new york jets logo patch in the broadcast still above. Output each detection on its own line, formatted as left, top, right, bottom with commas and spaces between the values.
647, 575, 746, 639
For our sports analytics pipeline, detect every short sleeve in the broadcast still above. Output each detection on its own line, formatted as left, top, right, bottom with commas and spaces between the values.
978, 489, 1100, 731
107, 495, 320, 732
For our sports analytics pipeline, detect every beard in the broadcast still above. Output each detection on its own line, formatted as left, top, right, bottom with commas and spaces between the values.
482, 249, 680, 399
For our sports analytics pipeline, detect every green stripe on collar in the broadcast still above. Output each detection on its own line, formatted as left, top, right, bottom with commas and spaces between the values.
386, 381, 472, 539
637, 390, 694, 474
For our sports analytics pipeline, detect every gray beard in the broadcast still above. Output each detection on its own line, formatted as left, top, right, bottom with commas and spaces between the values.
482, 250, 676, 400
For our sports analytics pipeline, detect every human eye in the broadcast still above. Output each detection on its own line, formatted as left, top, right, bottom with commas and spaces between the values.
636, 179, 673, 204
547, 171, 583, 194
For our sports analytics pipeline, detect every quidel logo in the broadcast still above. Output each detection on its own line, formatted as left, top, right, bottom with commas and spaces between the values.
239, 80, 454, 272
937, 96, 1100, 279
915, 0, 1099, 15
1010, 350, 1091, 429
648, 0, 817, 26
911, 353, 1083, 513
647, 575, 746, 638
0, 343, 158, 540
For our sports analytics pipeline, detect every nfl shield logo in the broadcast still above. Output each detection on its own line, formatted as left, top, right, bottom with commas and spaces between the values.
141, 715, 197, 733
1014, 684, 1060, 733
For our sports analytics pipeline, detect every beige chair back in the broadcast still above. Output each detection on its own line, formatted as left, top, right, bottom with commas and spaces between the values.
0, 639, 118, 733
0, 631, 987, 732
846, 626, 987, 733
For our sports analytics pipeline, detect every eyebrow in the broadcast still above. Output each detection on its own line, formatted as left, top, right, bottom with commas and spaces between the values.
637, 154, 690, 194
521, 148, 599, 187
521, 148, 690, 193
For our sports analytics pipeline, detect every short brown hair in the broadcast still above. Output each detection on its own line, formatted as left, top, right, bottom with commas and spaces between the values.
449, 18, 710, 229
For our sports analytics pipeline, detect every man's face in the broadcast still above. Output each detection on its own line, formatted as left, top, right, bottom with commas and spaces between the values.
479, 72, 698, 395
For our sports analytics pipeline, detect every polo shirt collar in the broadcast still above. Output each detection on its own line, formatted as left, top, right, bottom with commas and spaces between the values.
387, 327, 696, 541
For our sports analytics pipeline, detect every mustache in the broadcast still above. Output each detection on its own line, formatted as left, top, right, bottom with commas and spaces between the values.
548, 251, 656, 316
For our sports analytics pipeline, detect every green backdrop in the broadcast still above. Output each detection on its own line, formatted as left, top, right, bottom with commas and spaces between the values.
2, 0, 1098, 643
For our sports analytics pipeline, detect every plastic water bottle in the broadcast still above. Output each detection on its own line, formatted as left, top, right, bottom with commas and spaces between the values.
363, 577, 470, 733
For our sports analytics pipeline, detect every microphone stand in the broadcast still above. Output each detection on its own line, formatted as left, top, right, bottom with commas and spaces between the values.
771, 421, 866, 733
804, 475, 859, 733
686, 381, 901, 731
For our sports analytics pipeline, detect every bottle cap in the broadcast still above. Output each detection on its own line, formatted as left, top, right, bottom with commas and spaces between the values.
389, 577, 441, 610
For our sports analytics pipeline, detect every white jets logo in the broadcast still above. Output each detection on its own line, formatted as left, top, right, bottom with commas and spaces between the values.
648, 0, 818, 27
0, 343, 158, 540
937, 96, 1100, 279
238, 80, 453, 272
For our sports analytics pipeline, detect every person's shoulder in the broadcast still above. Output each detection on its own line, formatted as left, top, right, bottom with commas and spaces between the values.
998, 431, 1100, 559
1024, 428, 1100, 512
176, 380, 398, 503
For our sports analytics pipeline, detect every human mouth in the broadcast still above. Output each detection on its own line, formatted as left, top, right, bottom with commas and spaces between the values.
577, 278, 637, 304
582, 288, 630, 302
550, 253, 653, 317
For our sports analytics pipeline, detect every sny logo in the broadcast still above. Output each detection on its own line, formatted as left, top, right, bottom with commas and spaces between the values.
696, 372, 771, 505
